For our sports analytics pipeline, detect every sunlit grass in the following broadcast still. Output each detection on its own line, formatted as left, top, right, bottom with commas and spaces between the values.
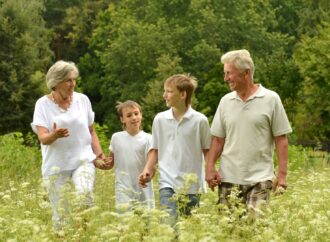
1, 166, 329, 241
0, 133, 329, 241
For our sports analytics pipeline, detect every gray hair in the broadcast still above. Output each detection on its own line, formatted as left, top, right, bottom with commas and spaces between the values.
46, 60, 79, 90
221, 49, 255, 79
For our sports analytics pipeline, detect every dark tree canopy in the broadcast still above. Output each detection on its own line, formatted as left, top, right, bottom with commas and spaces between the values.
0, 0, 52, 134
1, 0, 329, 143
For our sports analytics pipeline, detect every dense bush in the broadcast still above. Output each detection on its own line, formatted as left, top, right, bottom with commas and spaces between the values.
0, 132, 41, 186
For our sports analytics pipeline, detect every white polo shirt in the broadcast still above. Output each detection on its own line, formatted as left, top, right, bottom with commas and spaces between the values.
31, 92, 96, 177
211, 84, 292, 185
152, 107, 211, 194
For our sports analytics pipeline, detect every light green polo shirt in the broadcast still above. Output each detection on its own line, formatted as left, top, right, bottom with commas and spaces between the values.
211, 84, 292, 185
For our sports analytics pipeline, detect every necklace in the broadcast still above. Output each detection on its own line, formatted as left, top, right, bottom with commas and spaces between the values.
50, 91, 73, 113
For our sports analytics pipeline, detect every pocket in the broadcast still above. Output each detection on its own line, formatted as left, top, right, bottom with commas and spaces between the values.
258, 180, 272, 190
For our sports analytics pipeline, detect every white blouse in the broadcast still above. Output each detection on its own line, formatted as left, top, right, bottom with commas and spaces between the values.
31, 92, 95, 177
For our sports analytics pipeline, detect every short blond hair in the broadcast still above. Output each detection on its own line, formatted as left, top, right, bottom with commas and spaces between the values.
164, 74, 197, 107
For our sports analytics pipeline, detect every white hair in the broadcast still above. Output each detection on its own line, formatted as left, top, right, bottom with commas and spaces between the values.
221, 49, 255, 79
46, 60, 79, 90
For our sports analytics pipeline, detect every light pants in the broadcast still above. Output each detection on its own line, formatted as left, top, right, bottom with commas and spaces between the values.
43, 162, 95, 229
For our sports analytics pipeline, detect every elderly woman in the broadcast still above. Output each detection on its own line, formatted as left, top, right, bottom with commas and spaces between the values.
31, 60, 110, 229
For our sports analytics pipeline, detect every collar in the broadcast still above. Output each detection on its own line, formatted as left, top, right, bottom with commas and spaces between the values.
164, 106, 194, 120
229, 84, 265, 100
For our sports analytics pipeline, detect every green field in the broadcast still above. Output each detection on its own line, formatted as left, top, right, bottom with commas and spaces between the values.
0, 133, 329, 241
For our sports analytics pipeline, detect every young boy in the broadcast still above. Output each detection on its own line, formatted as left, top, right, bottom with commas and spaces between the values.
108, 100, 155, 212
139, 74, 211, 223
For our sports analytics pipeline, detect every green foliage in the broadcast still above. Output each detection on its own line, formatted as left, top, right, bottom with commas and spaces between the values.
81, 3, 182, 133
0, 141, 329, 240
142, 54, 184, 132
295, 0, 330, 37
293, 22, 330, 141
255, 48, 301, 122
94, 123, 110, 152
43, 0, 80, 60
285, 145, 330, 171
1, 0, 329, 141
78, 0, 297, 134
198, 74, 228, 121
0, 132, 41, 185
0, 0, 52, 134
46, 0, 111, 62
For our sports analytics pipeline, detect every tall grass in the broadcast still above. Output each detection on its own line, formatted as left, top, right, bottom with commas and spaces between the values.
0, 132, 329, 241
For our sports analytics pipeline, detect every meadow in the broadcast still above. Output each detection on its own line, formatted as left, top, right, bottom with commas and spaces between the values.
0, 132, 329, 242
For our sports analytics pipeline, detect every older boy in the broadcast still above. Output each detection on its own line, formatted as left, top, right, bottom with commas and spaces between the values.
139, 74, 211, 222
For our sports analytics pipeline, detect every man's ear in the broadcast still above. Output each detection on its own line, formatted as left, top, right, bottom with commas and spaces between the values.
245, 69, 251, 78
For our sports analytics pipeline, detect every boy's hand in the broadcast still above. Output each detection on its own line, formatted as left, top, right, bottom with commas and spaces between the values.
138, 169, 153, 188
102, 156, 113, 170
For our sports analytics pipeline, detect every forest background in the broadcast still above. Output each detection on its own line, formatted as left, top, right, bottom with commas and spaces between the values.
1, 0, 330, 146
1, 1, 330, 240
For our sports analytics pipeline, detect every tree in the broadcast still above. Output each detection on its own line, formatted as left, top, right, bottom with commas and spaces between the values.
142, 54, 184, 132
79, 1, 181, 132
0, 0, 52, 134
51, 0, 112, 62
79, 0, 298, 134
295, 0, 330, 38
293, 22, 330, 142
43, 0, 80, 60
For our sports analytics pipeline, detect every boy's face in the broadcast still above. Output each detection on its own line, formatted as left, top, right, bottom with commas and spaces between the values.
163, 84, 186, 108
120, 106, 142, 134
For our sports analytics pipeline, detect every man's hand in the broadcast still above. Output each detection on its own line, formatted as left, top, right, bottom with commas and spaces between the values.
272, 175, 287, 195
205, 167, 222, 191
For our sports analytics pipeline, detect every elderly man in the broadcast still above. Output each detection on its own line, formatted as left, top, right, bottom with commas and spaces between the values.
206, 49, 292, 209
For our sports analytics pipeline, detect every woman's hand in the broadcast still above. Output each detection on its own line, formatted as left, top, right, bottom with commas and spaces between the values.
93, 153, 113, 170
36, 122, 69, 145
52, 122, 69, 139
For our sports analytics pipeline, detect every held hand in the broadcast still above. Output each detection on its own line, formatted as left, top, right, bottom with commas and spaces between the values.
138, 169, 152, 188
205, 167, 222, 192
272, 175, 287, 195
102, 156, 114, 170
52, 122, 69, 139
94, 153, 113, 170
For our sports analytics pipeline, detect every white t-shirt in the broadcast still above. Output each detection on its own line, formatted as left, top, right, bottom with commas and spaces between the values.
211, 84, 292, 185
152, 107, 211, 194
31, 92, 96, 177
109, 131, 155, 209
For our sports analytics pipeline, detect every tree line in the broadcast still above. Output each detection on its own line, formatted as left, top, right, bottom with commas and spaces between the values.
0, 0, 329, 144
